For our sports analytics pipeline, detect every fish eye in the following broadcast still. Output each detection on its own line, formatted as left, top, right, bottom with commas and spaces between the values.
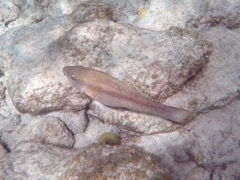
71, 75, 75, 79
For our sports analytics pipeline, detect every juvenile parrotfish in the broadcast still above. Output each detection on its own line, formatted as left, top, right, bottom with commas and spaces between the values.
63, 66, 194, 124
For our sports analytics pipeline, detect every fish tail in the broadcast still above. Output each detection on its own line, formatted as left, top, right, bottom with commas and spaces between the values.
156, 104, 194, 124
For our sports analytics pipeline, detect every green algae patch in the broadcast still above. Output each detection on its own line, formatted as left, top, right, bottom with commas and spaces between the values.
98, 132, 121, 145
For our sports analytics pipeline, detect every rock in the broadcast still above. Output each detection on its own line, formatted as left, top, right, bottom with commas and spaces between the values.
48, 110, 88, 134
134, 0, 240, 31
11, 0, 59, 25
1, 0, 80, 34
212, 162, 240, 180
0, 78, 21, 134
56, 20, 211, 99
88, 101, 181, 134
0, 141, 73, 180
59, 144, 173, 180
59, 19, 210, 133
71, 1, 116, 24
0, 82, 6, 100
41, 116, 74, 148
0, 144, 8, 180
165, 27, 240, 113
184, 167, 210, 180
0, 14, 90, 114
0, 69, 3, 77
0, 11, 211, 131
0, 1, 20, 35
0, 144, 7, 158
185, 100, 240, 168
102, 0, 145, 23
0, 0, 146, 36
0, 114, 21, 134
0, 141, 173, 180
135, 100, 240, 179
1, 116, 74, 150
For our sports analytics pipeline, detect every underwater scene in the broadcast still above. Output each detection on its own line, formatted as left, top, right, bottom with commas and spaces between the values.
0, 0, 240, 179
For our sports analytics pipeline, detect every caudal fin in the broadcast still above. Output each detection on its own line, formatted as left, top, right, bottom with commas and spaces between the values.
157, 104, 195, 124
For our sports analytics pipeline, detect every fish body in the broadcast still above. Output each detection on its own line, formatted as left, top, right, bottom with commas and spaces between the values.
63, 66, 193, 124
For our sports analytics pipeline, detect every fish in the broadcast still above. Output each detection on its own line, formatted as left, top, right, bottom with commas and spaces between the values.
63, 66, 194, 124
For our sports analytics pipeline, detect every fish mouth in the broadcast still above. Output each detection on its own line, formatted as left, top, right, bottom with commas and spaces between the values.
63, 66, 77, 80
63, 66, 72, 75
62, 66, 68, 73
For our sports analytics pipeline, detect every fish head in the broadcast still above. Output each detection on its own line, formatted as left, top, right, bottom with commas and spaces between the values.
63, 66, 88, 93
63, 66, 85, 79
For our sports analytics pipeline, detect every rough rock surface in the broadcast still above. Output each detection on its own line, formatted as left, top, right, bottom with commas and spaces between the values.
137, 100, 240, 179
185, 100, 240, 171
0, 76, 21, 134
0, 114, 20, 134
0, 1, 20, 35
0, 0, 148, 35
59, 144, 173, 180
0, 15, 90, 114
58, 20, 211, 99
134, 0, 240, 31
88, 101, 181, 134
0, 16, 211, 132
1, 18, 211, 113
0, 82, 5, 100
0, 141, 73, 180
0, 141, 173, 180
165, 26, 240, 113
0, 0, 239, 179
1, 116, 74, 150
48, 110, 88, 134
0, 144, 7, 158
